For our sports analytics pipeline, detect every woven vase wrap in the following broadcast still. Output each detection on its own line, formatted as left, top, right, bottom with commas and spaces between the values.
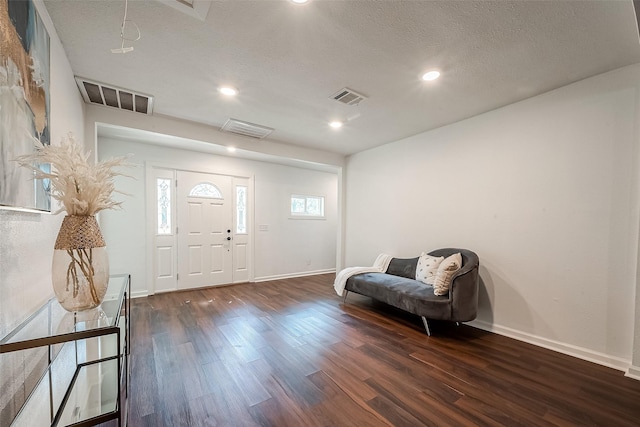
54, 215, 106, 250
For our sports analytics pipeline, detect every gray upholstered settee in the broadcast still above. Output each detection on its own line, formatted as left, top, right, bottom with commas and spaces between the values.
343, 248, 480, 335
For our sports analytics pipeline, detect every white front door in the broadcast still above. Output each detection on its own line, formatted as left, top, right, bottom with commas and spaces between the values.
177, 171, 233, 289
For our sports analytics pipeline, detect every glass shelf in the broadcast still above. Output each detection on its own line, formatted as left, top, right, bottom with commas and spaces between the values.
1, 274, 130, 427
0, 275, 128, 353
56, 358, 120, 426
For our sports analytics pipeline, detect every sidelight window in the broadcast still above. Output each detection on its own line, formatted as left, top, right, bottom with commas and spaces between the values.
236, 186, 247, 234
157, 178, 172, 235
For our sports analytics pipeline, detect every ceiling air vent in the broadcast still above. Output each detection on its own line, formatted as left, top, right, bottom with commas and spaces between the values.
330, 87, 367, 106
75, 77, 154, 115
220, 118, 274, 139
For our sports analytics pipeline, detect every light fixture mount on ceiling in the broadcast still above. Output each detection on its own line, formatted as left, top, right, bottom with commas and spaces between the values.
111, 0, 140, 54
330, 87, 368, 106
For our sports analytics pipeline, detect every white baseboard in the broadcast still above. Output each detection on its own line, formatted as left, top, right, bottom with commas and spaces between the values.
131, 290, 149, 299
625, 365, 640, 380
135, 270, 335, 295
468, 319, 631, 373
253, 268, 335, 283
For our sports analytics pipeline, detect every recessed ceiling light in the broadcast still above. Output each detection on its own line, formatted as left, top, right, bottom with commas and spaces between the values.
329, 121, 343, 129
219, 86, 238, 96
291, 0, 309, 4
227, 146, 237, 153
422, 70, 441, 81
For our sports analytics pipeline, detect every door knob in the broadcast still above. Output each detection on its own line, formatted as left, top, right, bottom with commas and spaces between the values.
226, 237, 231, 241
227, 229, 231, 233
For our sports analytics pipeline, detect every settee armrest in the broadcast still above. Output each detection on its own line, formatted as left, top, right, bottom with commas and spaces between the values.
428, 248, 480, 321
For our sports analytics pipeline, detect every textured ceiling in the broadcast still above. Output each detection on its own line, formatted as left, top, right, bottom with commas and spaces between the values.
44, 0, 640, 156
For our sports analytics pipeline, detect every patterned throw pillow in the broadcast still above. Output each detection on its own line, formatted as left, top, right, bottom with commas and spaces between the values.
415, 253, 444, 285
433, 253, 462, 296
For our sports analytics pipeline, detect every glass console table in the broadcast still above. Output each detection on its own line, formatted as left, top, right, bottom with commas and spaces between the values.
0, 275, 130, 426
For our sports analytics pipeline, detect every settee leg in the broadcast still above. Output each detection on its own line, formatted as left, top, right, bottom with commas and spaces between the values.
421, 316, 432, 336
343, 291, 349, 303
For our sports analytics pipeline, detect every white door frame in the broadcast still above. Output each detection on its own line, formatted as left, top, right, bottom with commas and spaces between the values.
146, 162, 254, 294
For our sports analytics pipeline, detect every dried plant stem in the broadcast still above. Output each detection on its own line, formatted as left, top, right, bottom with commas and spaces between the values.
65, 248, 100, 306
15, 133, 131, 216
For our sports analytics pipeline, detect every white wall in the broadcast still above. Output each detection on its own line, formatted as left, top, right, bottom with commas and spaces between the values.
345, 64, 640, 370
632, 236, 640, 379
98, 137, 338, 296
0, 1, 85, 424
0, 0, 85, 336
254, 164, 338, 280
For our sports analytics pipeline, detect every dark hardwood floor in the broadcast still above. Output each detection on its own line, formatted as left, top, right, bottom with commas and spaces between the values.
128, 274, 640, 426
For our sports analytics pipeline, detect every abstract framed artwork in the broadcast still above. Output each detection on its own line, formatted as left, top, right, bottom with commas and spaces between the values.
0, 0, 51, 212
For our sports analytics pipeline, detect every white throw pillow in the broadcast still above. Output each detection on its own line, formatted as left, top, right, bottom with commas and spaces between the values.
433, 253, 462, 296
415, 253, 444, 285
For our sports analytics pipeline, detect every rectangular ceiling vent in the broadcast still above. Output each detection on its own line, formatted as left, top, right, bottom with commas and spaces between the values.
330, 87, 368, 106
221, 118, 274, 139
75, 77, 154, 115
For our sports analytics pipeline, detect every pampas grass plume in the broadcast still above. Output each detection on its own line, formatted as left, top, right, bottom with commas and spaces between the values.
17, 133, 130, 215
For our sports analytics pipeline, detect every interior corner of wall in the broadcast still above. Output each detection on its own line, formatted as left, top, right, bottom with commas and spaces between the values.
626, 365, 640, 381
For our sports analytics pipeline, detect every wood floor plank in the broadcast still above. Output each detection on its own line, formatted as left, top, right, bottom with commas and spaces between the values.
186, 394, 223, 427
174, 342, 213, 401
306, 370, 391, 427
248, 386, 311, 427
128, 274, 640, 426
365, 394, 430, 427
454, 395, 552, 427
221, 356, 272, 407
218, 322, 263, 363
258, 344, 325, 407
199, 362, 260, 427
303, 352, 379, 402
128, 299, 159, 420
156, 371, 192, 427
